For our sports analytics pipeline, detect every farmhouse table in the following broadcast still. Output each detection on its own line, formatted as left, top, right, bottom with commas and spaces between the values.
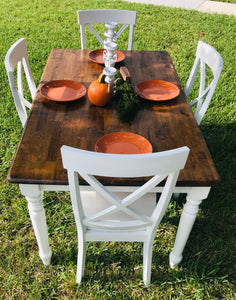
7, 49, 219, 267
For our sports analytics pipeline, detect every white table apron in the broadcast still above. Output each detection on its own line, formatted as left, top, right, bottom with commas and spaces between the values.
19, 183, 211, 267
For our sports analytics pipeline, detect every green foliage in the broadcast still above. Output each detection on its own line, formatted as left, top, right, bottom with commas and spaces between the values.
0, 0, 236, 298
114, 73, 140, 122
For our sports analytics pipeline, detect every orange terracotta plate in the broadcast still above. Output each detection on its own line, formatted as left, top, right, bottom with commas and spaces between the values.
40, 80, 86, 102
95, 132, 153, 154
89, 49, 126, 64
135, 80, 180, 101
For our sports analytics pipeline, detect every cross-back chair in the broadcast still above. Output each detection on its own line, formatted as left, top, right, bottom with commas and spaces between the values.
61, 145, 189, 286
5, 38, 36, 127
77, 9, 137, 50
185, 40, 223, 125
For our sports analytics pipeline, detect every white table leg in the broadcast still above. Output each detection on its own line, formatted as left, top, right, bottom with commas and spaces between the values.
20, 184, 52, 265
169, 186, 211, 268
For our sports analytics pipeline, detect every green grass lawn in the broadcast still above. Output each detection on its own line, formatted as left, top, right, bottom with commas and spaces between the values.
213, 0, 236, 3
0, 0, 235, 299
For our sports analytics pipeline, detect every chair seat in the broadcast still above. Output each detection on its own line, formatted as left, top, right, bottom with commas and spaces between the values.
85, 228, 148, 242
81, 191, 156, 221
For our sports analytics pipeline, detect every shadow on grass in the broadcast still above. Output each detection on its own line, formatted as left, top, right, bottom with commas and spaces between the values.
165, 122, 236, 282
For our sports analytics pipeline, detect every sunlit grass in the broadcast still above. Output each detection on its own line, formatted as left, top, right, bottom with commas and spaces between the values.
0, 0, 235, 298
213, 0, 236, 3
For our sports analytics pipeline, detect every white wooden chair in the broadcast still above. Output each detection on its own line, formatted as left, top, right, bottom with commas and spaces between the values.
61, 145, 190, 286
77, 9, 137, 50
5, 38, 36, 127
185, 40, 223, 125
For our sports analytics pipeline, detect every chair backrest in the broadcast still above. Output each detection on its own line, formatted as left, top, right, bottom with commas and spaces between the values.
77, 9, 137, 50
5, 38, 36, 127
185, 40, 223, 125
61, 146, 189, 234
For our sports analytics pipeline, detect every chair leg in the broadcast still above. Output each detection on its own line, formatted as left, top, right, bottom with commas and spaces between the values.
76, 239, 87, 284
142, 239, 154, 286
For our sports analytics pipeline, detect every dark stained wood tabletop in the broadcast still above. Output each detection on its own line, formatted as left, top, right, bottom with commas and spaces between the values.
7, 49, 220, 186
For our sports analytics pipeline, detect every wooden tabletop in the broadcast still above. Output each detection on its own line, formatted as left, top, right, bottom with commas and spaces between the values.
7, 49, 220, 187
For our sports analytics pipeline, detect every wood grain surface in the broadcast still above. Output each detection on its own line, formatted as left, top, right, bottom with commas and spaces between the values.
7, 49, 219, 186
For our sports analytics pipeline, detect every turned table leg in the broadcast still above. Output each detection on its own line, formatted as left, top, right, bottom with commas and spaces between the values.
169, 186, 211, 268
20, 184, 52, 265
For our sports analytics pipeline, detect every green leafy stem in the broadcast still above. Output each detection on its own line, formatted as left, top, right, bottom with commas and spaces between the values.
113, 72, 140, 123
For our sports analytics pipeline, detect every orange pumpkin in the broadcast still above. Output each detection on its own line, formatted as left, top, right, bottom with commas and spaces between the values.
88, 73, 112, 107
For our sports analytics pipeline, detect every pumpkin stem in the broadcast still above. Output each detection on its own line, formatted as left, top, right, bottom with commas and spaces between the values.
98, 73, 106, 84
